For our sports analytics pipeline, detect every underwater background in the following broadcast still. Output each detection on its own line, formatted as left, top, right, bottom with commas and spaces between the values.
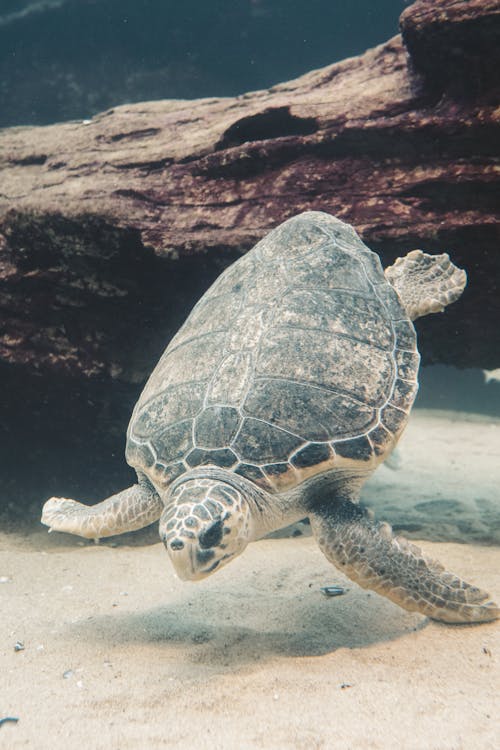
1, 3, 499, 748
0, 0, 499, 532
1, 0, 404, 127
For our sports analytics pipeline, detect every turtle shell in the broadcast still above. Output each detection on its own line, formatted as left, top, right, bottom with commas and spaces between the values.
127, 212, 419, 494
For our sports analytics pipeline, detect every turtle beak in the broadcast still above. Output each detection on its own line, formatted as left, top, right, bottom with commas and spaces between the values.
164, 536, 214, 581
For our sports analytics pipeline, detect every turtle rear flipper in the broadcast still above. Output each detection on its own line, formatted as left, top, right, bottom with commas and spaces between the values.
385, 250, 467, 321
310, 500, 499, 624
41, 478, 163, 541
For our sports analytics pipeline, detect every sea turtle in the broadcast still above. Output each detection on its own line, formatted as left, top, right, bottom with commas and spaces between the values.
42, 211, 498, 623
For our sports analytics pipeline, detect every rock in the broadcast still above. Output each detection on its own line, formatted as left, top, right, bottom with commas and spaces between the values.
400, 0, 500, 98
0, 0, 498, 515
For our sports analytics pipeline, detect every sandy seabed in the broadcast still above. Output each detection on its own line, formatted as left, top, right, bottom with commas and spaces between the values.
1, 410, 499, 749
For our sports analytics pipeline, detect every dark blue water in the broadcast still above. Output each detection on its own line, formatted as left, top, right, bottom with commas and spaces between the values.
0, 0, 407, 126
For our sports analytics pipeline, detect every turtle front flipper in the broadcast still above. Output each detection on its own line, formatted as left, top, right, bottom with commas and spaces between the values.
385, 249, 466, 321
41, 478, 163, 541
310, 500, 499, 624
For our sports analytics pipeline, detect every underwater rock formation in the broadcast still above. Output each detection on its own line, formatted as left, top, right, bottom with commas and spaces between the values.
400, 0, 500, 98
0, 0, 498, 513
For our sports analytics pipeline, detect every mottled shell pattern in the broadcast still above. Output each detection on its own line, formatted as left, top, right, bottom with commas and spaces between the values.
126, 212, 419, 495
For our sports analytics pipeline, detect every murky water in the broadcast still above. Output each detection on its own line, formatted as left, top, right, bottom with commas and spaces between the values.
418, 366, 500, 418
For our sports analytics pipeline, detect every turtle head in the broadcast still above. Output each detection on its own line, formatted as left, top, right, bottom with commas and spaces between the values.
160, 473, 254, 581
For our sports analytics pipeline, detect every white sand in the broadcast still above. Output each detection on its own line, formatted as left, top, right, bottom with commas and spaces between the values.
1, 410, 499, 749
364, 409, 500, 544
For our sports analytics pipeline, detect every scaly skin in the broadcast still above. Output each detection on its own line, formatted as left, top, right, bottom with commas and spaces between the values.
310, 500, 499, 624
41, 482, 163, 540
159, 474, 254, 580
385, 249, 467, 321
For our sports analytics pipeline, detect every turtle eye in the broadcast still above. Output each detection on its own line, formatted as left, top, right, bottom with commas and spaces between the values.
198, 518, 224, 549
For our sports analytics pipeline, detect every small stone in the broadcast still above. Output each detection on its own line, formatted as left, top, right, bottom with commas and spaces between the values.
14, 641, 24, 652
320, 586, 348, 597
63, 669, 74, 679
0, 717, 19, 726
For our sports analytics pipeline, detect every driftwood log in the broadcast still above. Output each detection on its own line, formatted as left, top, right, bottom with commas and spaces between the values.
0, 0, 499, 514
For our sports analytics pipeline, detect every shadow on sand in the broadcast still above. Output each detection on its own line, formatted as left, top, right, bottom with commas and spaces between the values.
68, 582, 428, 667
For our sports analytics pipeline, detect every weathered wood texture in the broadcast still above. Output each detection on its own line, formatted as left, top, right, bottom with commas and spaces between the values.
0, 0, 499, 516
400, 0, 500, 97
1, 0, 499, 382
